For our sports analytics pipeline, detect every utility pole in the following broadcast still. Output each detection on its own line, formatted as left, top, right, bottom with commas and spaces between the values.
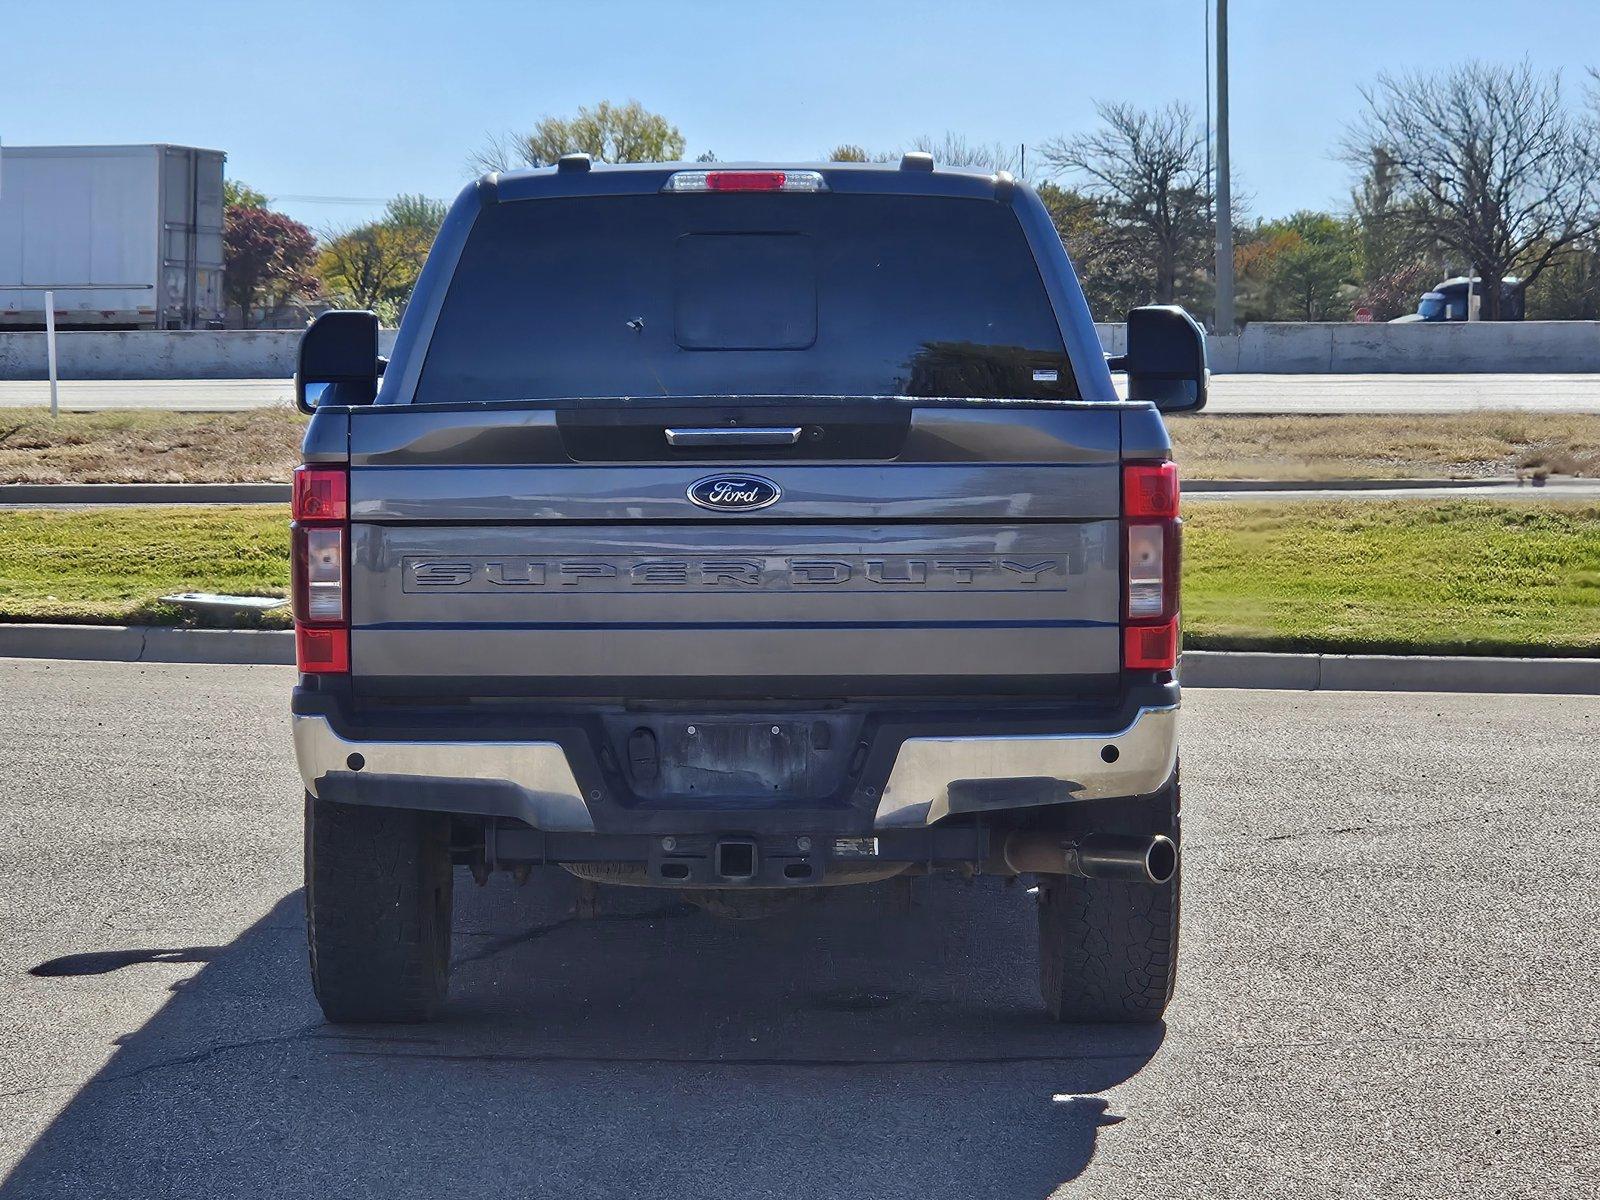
1204, 1, 1212, 224
1214, 0, 1235, 333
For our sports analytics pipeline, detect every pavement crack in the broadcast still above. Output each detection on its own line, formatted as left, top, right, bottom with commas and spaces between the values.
1193, 805, 1523, 850
0, 1024, 477, 1102
0, 1023, 327, 1102
452, 902, 694, 966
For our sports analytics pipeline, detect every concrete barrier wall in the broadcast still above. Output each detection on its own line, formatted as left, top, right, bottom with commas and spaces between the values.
0, 322, 1594, 380
0, 329, 400, 380
1101, 321, 1600, 374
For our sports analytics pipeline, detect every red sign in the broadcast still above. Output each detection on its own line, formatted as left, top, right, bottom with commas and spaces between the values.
1353, 307, 1374, 323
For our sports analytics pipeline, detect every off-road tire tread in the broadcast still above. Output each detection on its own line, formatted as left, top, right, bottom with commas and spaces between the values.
1037, 775, 1180, 1024
305, 793, 453, 1023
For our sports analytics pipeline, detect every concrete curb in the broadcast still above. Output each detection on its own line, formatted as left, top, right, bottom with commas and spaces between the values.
1180, 650, 1600, 695
0, 625, 1594, 693
0, 624, 294, 665
0, 478, 1528, 507
1183, 477, 1509, 492
0, 482, 290, 505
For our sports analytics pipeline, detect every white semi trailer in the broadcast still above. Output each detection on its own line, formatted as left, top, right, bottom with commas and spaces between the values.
0, 144, 226, 329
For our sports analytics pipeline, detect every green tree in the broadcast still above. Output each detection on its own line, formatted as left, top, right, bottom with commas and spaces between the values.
224, 179, 269, 210
471, 100, 686, 172
1238, 212, 1360, 321
314, 194, 445, 321
826, 144, 870, 162
382, 193, 447, 241
1527, 237, 1600, 319
315, 223, 423, 322
1036, 181, 1143, 319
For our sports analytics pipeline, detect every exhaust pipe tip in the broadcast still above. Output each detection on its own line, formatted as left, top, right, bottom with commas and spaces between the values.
1141, 835, 1178, 885
1075, 833, 1178, 885
1001, 831, 1179, 885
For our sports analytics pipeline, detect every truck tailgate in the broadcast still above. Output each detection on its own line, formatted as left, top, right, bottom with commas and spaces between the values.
345, 400, 1123, 698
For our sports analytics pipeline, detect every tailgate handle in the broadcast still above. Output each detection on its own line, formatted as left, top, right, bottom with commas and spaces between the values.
665, 426, 802, 447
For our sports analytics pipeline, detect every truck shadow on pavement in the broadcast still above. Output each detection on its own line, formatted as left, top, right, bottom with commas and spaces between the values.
5, 872, 1164, 1200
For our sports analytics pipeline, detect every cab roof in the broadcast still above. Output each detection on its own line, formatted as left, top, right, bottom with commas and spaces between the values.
483, 158, 1019, 204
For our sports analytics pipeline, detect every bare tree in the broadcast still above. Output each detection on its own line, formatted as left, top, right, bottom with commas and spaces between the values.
904, 132, 1020, 175
1343, 60, 1600, 319
1039, 103, 1214, 306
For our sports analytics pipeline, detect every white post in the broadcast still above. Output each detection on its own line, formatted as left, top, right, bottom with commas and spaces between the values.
44, 289, 59, 418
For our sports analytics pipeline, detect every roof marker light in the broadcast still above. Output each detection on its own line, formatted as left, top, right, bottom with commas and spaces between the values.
662, 170, 828, 194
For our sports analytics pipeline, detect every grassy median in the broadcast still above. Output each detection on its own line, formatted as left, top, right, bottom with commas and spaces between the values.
0, 499, 1595, 655
1183, 501, 1600, 656
2, 407, 1599, 483
0, 506, 290, 627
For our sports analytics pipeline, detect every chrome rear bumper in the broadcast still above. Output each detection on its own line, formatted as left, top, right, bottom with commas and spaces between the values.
291, 703, 1178, 831
872, 704, 1178, 826
293, 715, 595, 831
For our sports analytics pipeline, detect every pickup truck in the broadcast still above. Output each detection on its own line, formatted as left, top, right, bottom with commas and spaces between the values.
290, 154, 1206, 1026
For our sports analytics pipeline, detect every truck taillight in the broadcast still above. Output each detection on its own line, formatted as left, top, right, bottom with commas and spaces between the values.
291, 466, 349, 674
1122, 461, 1180, 672
292, 465, 347, 522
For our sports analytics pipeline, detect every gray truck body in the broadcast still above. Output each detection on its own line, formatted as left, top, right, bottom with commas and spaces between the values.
291, 160, 1182, 891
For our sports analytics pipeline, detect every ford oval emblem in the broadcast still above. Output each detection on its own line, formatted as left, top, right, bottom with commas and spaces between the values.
687, 473, 782, 512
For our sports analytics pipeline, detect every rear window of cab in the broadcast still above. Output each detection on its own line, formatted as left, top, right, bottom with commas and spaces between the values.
415, 193, 1077, 402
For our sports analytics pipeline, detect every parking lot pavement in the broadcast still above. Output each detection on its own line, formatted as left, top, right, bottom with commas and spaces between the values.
2, 372, 1598, 413
0, 659, 1595, 1199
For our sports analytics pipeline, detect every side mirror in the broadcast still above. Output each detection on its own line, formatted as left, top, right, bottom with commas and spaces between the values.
1107, 305, 1208, 413
296, 310, 380, 413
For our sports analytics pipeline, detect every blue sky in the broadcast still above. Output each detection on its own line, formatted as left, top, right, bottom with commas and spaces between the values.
5, 0, 1597, 231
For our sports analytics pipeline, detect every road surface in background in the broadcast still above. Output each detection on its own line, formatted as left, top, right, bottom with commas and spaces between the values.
1, 373, 1598, 413
0, 659, 1595, 1198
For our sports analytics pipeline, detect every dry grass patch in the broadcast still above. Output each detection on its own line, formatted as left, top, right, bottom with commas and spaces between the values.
0, 407, 305, 484
1168, 412, 1600, 480
2, 407, 1599, 485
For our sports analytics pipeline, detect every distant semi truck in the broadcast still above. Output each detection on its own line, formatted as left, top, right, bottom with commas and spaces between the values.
1391, 275, 1525, 323
0, 144, 226, 330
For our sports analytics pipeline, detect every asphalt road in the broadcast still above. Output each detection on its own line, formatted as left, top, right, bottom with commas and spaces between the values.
0, 660, 1595, 1198
2, 372, 1599, 413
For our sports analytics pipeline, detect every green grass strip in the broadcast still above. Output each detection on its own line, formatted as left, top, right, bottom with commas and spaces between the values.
0, 500, 1594, 655
1184, 500, 1600, 656
0, 506, 290, 627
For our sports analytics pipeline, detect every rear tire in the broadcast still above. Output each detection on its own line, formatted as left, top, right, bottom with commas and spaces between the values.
304, 793, 453, 1023
1036, 776, 1180, 1024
